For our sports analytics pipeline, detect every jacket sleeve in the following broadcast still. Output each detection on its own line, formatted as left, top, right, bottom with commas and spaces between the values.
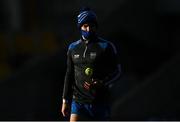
102, 42, 121, 86
62, 48, 74, 101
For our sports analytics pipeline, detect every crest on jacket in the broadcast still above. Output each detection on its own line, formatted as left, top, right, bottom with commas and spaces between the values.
90, 52, 96, 59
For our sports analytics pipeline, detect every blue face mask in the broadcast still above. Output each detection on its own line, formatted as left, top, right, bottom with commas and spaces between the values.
81, 30, 96, 40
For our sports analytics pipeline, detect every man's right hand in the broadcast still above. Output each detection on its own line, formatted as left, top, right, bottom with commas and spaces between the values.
61, 99, 70, 117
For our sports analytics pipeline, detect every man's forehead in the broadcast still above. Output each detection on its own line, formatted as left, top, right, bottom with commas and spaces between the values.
82, 23, 96, 27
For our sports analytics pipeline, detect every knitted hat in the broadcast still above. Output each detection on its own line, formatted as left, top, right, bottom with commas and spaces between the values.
77, 7, 98, 29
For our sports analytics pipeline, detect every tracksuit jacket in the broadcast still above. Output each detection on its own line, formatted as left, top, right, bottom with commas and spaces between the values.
62, 36, 121, 104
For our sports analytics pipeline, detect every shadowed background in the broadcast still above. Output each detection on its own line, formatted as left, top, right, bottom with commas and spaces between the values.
0, 0, 180, 120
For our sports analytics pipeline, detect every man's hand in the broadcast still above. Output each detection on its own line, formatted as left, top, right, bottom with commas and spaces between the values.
61, 99, 70, 117
83, 78, 103, 91
83, 81, 91, 90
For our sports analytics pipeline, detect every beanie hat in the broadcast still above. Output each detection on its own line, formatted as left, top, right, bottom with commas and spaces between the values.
77, 7, 98, 29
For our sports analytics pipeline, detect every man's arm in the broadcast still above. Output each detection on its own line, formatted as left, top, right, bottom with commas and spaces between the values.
61, 48, 74, 117
102, 42, 121, 86
62, 49, 74, 101
86, 41, 121, 91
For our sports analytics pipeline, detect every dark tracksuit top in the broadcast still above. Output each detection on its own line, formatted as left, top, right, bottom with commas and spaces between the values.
62, 37, 121, 104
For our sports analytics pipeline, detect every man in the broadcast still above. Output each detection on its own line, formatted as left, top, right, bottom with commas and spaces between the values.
61, 7, 121, 121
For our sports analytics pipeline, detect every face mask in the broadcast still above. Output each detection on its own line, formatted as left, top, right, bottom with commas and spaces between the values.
81, 30, 96, 40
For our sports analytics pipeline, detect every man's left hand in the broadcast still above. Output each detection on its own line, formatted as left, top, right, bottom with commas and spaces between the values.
83, 78, 103, 91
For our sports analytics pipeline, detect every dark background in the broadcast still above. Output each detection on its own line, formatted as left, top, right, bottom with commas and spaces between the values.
0, 0, 180, 120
